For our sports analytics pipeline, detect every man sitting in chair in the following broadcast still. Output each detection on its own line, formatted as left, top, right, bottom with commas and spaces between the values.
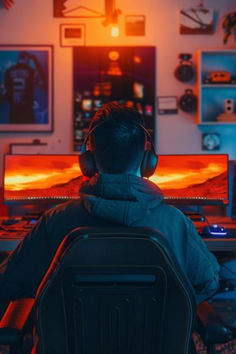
0, 102, 219, 305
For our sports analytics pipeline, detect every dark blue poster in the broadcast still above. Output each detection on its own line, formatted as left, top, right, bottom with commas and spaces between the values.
0, 45, 53, 132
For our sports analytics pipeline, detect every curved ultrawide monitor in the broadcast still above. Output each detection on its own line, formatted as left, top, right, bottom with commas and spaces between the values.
4, 154, 228, 205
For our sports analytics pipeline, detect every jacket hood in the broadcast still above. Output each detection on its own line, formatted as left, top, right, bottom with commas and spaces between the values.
79, 173, 163, 226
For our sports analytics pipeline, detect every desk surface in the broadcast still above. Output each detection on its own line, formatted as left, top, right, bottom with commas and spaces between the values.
193, 216, 236, 251
1, 216, 236, 252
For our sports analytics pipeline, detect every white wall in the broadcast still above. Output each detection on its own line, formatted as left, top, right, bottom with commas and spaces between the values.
0, 0, 235, 186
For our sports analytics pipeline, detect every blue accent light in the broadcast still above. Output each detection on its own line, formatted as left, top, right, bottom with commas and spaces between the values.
210, 231, 227, 236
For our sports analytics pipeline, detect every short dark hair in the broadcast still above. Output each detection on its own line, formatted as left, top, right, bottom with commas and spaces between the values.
89, 102, 146, 174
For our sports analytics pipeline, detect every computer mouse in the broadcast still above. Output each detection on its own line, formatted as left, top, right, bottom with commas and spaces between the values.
201, 224, 227, 237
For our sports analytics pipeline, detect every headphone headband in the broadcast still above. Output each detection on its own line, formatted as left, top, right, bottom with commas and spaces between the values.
81, 120, 156, 155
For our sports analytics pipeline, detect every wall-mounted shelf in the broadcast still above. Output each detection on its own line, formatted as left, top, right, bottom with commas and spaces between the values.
196, 50, 236, 125
202, 84, 236, 88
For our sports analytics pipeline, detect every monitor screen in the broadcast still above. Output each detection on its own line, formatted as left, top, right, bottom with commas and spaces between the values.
73, 46, 156, 151
149, 154, 228, 205
4, 154, 229, 206
3, 155, 87, 204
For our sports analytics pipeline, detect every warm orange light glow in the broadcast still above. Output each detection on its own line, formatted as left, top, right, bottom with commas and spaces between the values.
107, 61, 122, 76
134, 56, 141, 64
150, 155, 228, 200
4, 155, 87, 201
111, 26, 119, 37
108, 50, 120, 61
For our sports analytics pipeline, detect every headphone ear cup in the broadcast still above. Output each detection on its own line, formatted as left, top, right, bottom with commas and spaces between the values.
141, 150, 158, 177
79, 150, 97, 177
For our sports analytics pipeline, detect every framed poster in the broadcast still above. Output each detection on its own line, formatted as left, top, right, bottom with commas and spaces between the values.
157, 96, 178, 115
179, 8, 214, 34
54, 0, 104, 18
73, 46, 156, 151
0, 45, 53, 132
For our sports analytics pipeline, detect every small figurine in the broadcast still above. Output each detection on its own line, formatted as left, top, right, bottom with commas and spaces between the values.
223, 11, 236, 44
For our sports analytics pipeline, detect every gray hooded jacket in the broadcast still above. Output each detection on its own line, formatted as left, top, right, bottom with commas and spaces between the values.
0, 173, 219, 303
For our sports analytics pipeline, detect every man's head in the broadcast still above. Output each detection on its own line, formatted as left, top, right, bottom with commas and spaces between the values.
88, 102, 146, 175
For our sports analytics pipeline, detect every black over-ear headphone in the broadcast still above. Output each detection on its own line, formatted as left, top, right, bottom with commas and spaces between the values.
79, 121, 158, 178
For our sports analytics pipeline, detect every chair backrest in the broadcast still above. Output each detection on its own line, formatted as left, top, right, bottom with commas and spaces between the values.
34, 227, 196, 354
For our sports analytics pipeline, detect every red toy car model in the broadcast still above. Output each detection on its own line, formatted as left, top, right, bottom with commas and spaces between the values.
203, 71, 235, 84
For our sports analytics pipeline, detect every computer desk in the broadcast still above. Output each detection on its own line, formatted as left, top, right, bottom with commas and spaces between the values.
0, 216, 236, 253
195, 216, 236, 252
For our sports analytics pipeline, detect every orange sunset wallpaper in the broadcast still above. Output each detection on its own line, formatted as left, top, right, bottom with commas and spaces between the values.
4, 155, 87, 201
150, 154, 228, 202
4, 154, 228, 203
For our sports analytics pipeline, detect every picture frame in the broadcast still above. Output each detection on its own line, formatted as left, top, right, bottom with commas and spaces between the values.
179, 8, 214, 34
0, 45, 54, 132
157, 96, 178, 115
54, 0, 104, 18
125, 15, 146, 36
60, 24, 86, 47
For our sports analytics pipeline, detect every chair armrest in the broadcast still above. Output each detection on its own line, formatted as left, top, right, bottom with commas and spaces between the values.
0, 298, 35, 330
0, 298, 35, 345
197, 301, 234, 345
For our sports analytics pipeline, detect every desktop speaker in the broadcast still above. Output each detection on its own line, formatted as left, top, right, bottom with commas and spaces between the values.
224, 99, 234, 114
179, 89, 197, 113
174, 53, 195, 82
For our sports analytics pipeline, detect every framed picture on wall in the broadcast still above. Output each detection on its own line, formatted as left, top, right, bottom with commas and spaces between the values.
179, 8, 214, 34
125, 15, 146, 36
60, 24, 86, 47
73, 46, 156, 151
0, 45, 53, 132
54, 0, 104, 18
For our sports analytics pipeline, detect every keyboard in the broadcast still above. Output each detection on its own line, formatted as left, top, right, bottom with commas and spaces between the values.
0, 217, 35, 240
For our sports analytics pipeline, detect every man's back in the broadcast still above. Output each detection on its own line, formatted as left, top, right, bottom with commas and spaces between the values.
0, 173, 219, 303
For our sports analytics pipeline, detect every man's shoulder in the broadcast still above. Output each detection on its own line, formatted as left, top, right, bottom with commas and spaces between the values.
38, 199, 89, 238
155, 202, 194, 235
44, 199, 84, 220
160, 202, 189, 221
